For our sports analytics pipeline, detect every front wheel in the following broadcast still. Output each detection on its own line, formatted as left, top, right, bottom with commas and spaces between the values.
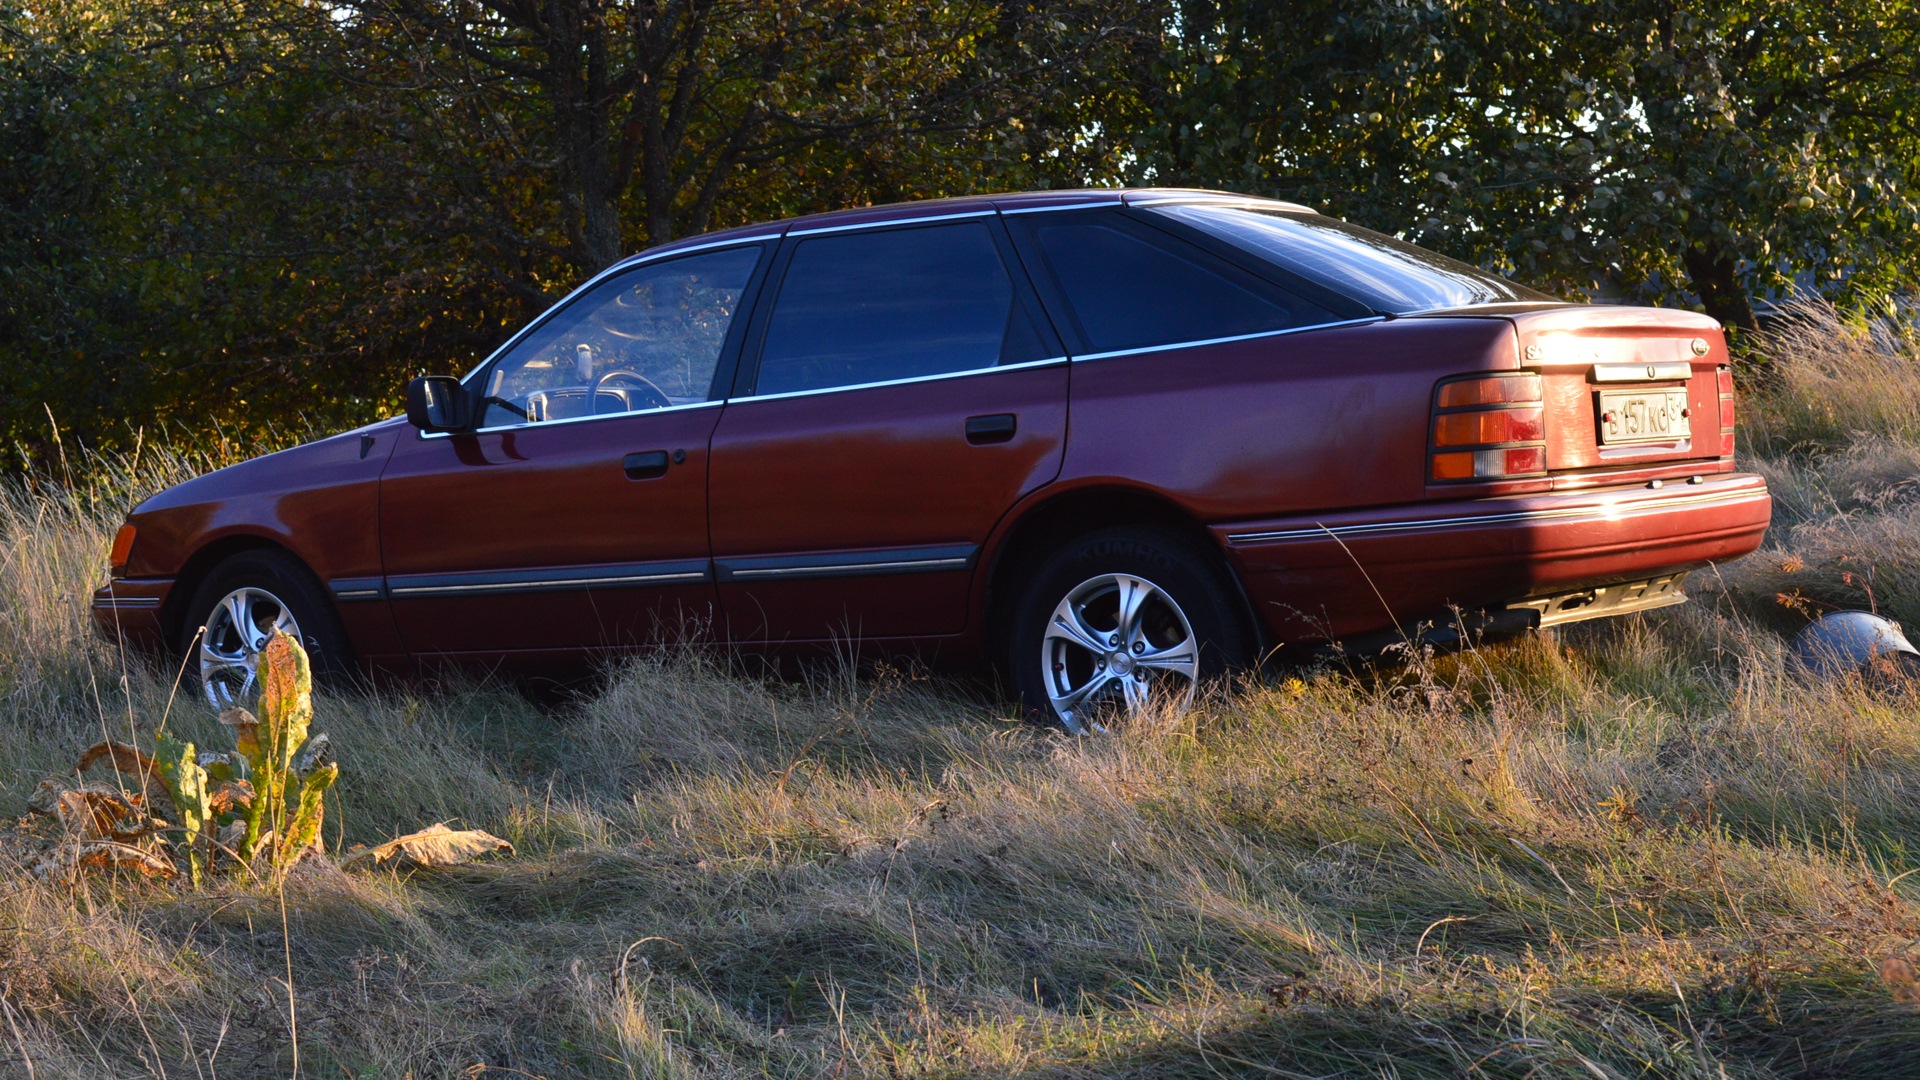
1006, 527, 1252, 733
180, 550, 350, 709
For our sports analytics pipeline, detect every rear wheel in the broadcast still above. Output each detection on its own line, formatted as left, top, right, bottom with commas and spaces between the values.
180, 550, 350, 709
1006, 527, 1252, 733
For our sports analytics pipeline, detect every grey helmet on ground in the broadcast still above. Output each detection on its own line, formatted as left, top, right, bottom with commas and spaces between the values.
1790, 610, 1920, 680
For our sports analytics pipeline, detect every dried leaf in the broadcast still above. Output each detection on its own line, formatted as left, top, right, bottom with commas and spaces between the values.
26, 777, 70, 816
341, 823, 514, 871
220, 707, 261, 763
74, 841, 177, 879
30, 780, 150, 842
34, 840, 178, 883
207, 780, 254, 816
294, 732, 332, 777
75, 741, 159, 786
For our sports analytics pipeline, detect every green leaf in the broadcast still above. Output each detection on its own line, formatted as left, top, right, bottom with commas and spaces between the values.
155, 733, 210, 887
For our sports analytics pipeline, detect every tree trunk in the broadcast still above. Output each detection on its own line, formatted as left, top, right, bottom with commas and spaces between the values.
1681, 245, 1758, 333
550, 0, 625, 272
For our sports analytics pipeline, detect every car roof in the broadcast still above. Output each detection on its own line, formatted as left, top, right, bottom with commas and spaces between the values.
623, 188, 1318, 266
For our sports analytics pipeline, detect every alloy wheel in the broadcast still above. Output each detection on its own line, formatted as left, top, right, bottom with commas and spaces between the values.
198, 586, 301, 709
1040, 572, 1200, 733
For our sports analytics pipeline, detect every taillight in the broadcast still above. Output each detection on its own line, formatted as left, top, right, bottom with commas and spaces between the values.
108, 523, 137, 578
1717, 366, 1736, 458
1430, 374, 1548, 482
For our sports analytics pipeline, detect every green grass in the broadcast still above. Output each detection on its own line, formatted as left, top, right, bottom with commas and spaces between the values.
8, 301, 1920, 1076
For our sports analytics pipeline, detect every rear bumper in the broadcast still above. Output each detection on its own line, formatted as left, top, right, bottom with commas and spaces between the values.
90, 578, 174, 654
1216, 473, 1771, 642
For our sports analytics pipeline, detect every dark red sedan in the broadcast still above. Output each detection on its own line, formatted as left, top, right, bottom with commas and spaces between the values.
93, 189, 1771, 731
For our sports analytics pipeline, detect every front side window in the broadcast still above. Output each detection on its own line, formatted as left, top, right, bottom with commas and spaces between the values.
750, 221, 1047, 396
1148, 204, 1554, 314
477, 245, 762, 428
1022, 213, 1333, 355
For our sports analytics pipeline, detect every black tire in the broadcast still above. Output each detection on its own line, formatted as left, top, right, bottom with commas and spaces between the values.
180, 549, 352, 707
1005, 526, 1253, 732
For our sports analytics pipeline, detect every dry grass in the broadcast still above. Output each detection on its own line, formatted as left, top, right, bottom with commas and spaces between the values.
7, 317, 1920, 1076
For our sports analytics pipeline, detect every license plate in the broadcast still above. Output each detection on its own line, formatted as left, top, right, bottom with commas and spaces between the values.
1597, 388, 1690, 444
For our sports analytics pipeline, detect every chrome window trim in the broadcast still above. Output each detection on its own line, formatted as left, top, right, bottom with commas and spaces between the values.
426, 356, 1073, 433
999, 200, 1121, 215
418, 398, 723, 441
1126, 194, 1317, 214
454, 235, 781, 384
732, 356, 1067, 405
1224, 485, 1769, 545
784, 209, 996, 238
1069, 316, 1385, 363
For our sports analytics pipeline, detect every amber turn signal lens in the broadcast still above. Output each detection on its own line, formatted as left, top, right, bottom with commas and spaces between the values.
108, 523, 137, 577
1430, 451, 1478, 480
1435, 374, 1542, 409
1433, 407, 1544, 448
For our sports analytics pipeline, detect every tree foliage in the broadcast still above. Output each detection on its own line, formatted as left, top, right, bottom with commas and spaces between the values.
1, 0, 1916, 458
1110, 0, 1920, 330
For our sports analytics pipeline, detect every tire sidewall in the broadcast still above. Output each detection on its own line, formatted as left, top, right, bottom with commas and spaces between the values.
182, 550, 351, 687
1006, 527, 1250, 727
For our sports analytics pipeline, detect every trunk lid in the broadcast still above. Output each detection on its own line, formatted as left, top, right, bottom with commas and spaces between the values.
1497, 305, 1729, 475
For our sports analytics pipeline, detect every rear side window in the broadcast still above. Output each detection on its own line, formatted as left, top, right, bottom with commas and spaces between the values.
751, 221, 1047, 396
1148, 204, 1555, 314
1021, 214, 1331, 355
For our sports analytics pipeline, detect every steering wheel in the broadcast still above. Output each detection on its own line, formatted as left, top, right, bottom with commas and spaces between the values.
591, 370, 673, 413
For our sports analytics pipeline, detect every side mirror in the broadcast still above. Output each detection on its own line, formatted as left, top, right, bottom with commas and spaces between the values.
405, 376, 475, 433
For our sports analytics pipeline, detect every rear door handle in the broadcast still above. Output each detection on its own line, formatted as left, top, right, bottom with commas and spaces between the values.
965, 413, 1017, 445
622, 450, 670, 480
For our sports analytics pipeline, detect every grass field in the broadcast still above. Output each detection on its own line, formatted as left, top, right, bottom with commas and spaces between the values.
6, 299, 1920, 1077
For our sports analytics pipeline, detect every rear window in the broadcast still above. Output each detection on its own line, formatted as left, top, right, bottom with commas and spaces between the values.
1023, 215, 1335, 354
1148, 204, 1554, 314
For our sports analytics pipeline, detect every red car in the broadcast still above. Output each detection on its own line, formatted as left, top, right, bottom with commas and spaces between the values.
93, 189, 1771, 731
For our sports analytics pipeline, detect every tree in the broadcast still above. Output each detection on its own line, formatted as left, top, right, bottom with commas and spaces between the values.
1109, 0, 1920, 330
336, 0, 1024, 272
0, 0, 1154, 458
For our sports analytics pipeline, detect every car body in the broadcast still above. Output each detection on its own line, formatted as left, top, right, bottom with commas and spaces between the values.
92, 188, 1772, 728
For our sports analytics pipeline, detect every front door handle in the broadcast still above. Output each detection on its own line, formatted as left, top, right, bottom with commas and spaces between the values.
965, 413, 1017, 445
622, 450, 670, 480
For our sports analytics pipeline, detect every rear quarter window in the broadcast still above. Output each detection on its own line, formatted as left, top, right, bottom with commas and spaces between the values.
1148, 203, 1554, 314
1016, 212, 1340, 355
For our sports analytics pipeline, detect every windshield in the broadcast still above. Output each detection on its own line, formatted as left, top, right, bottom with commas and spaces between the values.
1148, 204, 1555, 314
